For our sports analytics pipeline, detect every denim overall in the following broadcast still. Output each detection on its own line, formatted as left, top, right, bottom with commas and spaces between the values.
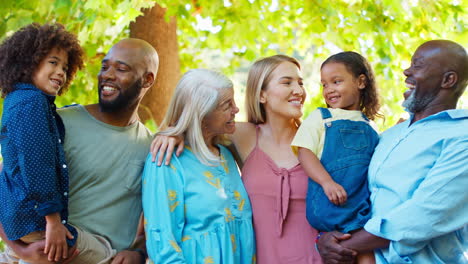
306, 108, 379, 233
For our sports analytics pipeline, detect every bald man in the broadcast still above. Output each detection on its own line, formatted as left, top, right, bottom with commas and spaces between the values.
317, 40, 468, 263
0, 38, 159, 264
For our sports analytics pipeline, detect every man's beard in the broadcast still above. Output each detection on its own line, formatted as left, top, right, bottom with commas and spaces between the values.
99, 79, 143, 112
402, 89, 437, 113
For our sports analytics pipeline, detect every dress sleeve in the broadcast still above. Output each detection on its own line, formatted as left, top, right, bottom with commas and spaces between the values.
9, 99, 63, 216
142, 153, 187, 263
291, 109, 323, 156
365, 136, 468, 259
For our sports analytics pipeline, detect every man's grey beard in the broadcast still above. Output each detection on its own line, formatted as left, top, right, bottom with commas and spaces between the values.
402, 90, 436, 113
402, 91, 415, 112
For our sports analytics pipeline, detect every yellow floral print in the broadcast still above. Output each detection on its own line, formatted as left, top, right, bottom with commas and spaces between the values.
230, 234, 237, 252
168, 190, 177, 201
225, 208, 234, 222
204, 171, 221, 189
234, 191, 245, 211
204, 256, 214, 264
169, 202, 179, 212
169, 240, 181, 252
221, 154, 229, 173
238, 199, 245, 211
168, 190, 179, 212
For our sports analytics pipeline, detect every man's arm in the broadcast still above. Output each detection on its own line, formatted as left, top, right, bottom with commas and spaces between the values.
111, 249, 145, 264
0, 223, 51, 264
111, 215, 147, 264
317, 230, 389, 264
341, 229, 389, 252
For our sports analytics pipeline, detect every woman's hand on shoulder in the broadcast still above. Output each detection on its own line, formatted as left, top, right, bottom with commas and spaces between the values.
150, 134, 185, 166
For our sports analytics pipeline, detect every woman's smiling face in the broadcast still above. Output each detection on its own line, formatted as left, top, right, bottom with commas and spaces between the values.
202, 87, 239, 140
260, 61, 306, 120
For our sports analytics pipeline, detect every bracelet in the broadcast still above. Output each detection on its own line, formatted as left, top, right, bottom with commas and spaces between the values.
127, 248, 147, 264
315, 231, 325, 243
315, 232, 325, 253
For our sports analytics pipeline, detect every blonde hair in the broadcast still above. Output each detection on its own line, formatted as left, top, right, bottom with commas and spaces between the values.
158, 69, 233, 165
245, 54, 301, 124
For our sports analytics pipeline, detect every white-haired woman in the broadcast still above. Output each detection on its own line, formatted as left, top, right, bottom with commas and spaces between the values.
142, 69, 256, 264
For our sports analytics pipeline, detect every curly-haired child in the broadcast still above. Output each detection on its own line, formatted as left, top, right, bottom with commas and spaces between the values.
0, 23, 83, 263
292, 51, 381, 263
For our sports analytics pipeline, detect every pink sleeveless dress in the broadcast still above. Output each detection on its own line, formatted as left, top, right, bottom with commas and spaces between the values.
242, 127, 323, 264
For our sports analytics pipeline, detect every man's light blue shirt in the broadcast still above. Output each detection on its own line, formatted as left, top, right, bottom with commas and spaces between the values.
364, 109, 468, 264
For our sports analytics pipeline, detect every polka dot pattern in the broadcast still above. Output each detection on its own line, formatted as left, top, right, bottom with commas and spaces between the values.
0, 83, 77, 245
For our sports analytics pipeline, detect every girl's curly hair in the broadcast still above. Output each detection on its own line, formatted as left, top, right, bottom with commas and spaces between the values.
321, 51, 382, 120
0, 23, 84, 97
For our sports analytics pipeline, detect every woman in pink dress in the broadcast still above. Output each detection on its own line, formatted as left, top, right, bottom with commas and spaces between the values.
233, 55, 322, 263
152, 55, 323, 264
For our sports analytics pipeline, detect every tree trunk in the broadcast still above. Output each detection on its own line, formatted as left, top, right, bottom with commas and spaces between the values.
130, 3, 180, 127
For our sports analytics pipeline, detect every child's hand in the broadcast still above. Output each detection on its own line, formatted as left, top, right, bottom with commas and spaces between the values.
44, 214, 74, 262
322, 181, 347, 206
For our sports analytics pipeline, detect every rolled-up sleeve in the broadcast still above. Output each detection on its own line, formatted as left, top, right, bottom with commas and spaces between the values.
9, 99, 63, 216
365, 137, 468, 259
142, 153, 187, 263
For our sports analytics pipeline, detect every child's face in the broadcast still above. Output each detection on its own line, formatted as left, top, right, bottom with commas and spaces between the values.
321, 62, 365, 111
32, 47, 68, 96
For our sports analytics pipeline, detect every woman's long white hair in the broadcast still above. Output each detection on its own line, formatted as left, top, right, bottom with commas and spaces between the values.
158, 69, 233, 165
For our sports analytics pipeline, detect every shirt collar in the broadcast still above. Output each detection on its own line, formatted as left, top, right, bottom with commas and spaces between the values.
14, 83, 56, 103
445, 109, 468, 119
409, 109, 468, 123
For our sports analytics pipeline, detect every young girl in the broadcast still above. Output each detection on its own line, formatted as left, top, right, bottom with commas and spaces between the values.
0, 23, 83, 263
292, 51, 380, 263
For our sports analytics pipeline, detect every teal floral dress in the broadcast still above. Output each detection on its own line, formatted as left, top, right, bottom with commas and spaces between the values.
142, 145, 256, 264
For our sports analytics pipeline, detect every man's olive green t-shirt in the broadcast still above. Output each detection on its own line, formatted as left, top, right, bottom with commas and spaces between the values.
58, 104, 153, 252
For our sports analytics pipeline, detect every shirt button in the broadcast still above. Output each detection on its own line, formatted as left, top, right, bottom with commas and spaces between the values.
64, 192, 68, 196
62, 220, 66, 224
34, 205, 38, 209
58, 139, 61, 143
62, 164, 67, 168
